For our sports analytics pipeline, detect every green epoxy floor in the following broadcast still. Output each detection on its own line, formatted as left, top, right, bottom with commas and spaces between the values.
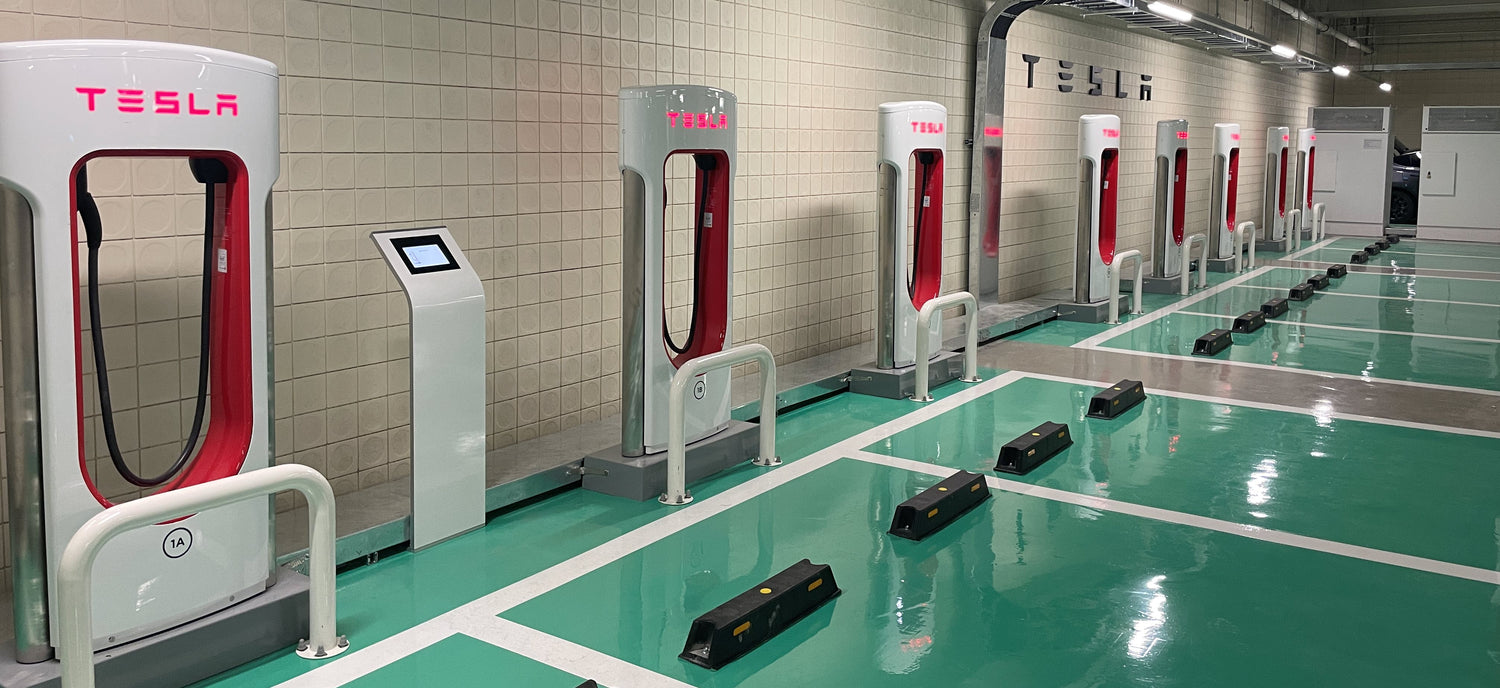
345, 636, 584, 687
196, 237, 1500, 687
867, 376, 1500, 569
1090, 263, 1500, 391
502, 459, 1500, 687
1097, 310, 1500, 390
1326, 236, 1500, 261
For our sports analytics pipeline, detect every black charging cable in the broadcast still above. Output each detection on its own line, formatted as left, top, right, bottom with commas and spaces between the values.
910, 152, 936, 300
79, 158, 227, 487
665, 154, 717, 356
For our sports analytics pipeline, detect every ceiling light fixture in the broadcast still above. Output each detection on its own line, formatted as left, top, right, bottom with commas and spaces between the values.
1331, 65, 1351, 77
1147, 2, 1194, 23
1270, 44, 1298, 59
1379, 82, 1393, 92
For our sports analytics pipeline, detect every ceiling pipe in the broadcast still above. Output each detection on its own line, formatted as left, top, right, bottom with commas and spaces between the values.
1260, 0, 1375, 54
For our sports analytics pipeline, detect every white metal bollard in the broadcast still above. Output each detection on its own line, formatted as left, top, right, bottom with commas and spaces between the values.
662, 343, 779, 506
1107, 249, 1144, 325
57, 465, 345, 688
912, 291, 982, 403
1180, 233, 1208, 296
1312, 202, 1327, 242
1287, 208, 1302, 252
1233, 221, 1257, 273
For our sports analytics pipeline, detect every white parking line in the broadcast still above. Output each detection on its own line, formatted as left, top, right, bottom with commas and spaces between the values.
1016, 370, 1500, 440
1073, 265, 1279, 349
271, 372, 1033, 686
844, 450, 1500, 586
1084, 348, 1500, 397
1233, 283, 1500, 309
462, 620, 693, 688
1178, 309, 1500, 344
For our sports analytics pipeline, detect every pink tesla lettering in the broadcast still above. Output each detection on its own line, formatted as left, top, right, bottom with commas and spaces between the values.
77, 87, 241, 116
76, 87, 106, 111
155, 91, 180, 114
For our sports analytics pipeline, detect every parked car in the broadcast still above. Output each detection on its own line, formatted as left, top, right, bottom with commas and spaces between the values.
1391, 141, 1420, 225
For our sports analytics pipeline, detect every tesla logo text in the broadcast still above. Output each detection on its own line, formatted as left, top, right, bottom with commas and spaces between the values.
1310, 135, 1317, 141
984, 126, 1003, 137
666, 112, 728, 129
1102, 129, 1120, 138
910, 121, 944, 134
1021, 54, 1153, 100
1176, 131, 1190, 140
77, 87, 239, 116
1231, 133, 1241, 141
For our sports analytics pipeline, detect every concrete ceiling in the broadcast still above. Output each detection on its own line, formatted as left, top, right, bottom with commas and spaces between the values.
1307, 0, 1500, 20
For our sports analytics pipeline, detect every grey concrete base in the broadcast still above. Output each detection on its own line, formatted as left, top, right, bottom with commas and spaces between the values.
975, 294, 1067, 341
848, 351, 963, 400
1256, 238, 1289, 253
1138, 275, 1188, 294
0, 573, 309, 688
1205, 257, 1237, 273
1055, 296, 1131, 324
582, 420, 761, 501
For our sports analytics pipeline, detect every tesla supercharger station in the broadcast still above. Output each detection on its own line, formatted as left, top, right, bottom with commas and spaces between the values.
1058, 114, 1127, 323
582, 85, 758, 500
1206, 123, 1242, 272
1260, 126, 1292, 251
0, 40, 307, 682
1142, 119, 1190, 293
1294, 127, 1316, 238
850, 101, 963, 399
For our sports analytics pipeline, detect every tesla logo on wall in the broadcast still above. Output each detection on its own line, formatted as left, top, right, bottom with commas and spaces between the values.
666, 112, 729, 129
77, 87, 239, 116
1021, 54, 1153, 101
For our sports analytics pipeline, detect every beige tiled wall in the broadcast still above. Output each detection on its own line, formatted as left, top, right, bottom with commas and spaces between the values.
0, 0, 1333, 588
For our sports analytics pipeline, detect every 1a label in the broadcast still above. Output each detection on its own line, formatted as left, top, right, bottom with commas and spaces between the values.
163, 527, 193, 559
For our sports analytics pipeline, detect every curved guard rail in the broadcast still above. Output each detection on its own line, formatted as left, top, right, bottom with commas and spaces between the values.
662, 343, 779, 506
1180, 233, 1209, 295
58, 464, 345, 688
1233, 221, 1257, 273
912, 291, 982, 403
1107, 249, 1144, 325
1312, 202, 1327, 242
1287, 208, 1303, 252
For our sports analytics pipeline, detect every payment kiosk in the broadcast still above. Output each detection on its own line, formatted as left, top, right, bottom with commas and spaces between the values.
372, 226, 486, 550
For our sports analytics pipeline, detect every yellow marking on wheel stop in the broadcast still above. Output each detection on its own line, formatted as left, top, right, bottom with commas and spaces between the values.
970, 483, 982, 492
807, 579, 823, 592
927, 508, 940, 518
759, 588, 772, 594
733, 622, 752, 636
937, 487, 948, 492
